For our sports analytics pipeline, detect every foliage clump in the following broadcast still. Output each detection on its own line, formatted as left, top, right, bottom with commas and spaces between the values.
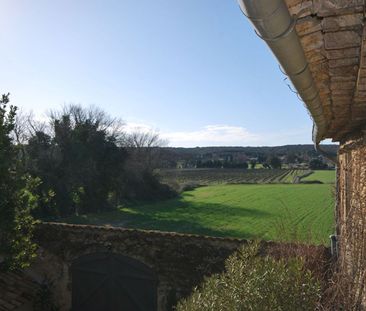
15, 104, 176, 218
177, 242, 321, 311
0, 94, 37, 270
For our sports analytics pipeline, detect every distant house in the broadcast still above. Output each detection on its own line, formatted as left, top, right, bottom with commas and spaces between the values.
176, 160, 185, 169
288, 162, 309, 170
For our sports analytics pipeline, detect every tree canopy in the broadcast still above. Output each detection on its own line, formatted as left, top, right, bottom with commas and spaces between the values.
11, 104, 175, 218
0, 94, 37, 270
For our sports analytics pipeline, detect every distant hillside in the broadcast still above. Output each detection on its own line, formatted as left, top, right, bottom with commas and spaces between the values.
158, 144, 338, 168
164, 144, 338, 156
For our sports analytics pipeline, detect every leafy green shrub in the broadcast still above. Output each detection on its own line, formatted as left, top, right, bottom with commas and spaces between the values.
0, 94, 37, 270
121, 169, 177, 202
300, 180, 323, 184
177, 242, 321, 311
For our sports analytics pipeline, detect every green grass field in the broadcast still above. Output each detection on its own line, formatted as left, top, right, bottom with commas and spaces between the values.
302, 170, 336, 184
64, 184, 334, 245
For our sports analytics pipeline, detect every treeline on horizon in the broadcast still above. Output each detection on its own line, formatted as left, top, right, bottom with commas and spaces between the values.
163, 144, 338, 154
157, 145, 338, 169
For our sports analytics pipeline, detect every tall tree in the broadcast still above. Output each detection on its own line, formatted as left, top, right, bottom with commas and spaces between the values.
269, 156, 282, 169
0, 94, 36, 270
119, 129, 173, 201
27, 105, 128, 216
124, 130, 167, 170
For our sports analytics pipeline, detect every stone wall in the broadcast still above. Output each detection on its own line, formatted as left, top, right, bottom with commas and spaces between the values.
30, 223, 249, 311
337, 130, 366, 306
25, 222, 329, 311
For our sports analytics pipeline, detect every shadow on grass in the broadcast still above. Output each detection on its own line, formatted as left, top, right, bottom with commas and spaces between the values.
61, 198, 270, 240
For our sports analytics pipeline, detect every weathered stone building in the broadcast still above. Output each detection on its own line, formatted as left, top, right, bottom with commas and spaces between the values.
239, 0, 366, 307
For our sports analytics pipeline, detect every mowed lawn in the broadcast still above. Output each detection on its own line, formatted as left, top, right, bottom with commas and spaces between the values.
64, 184, 334, 245
302, 170, 336, 184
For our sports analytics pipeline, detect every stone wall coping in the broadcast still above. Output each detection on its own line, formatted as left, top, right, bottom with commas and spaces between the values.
38, 222, 248, 243
37, 222, 329, 251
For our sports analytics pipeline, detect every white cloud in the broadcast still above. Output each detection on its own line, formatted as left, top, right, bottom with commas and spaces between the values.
163, 125, 260, 147
122, 122, 332, 147
123, 122, 261, 147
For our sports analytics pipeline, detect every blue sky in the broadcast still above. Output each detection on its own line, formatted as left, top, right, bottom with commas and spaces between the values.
1, 0, 319, 147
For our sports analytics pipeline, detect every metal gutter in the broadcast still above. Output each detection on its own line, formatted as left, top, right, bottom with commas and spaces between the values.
237, 0, 328, 145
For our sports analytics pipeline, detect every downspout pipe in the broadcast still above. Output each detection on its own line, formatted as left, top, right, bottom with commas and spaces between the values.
237, 0, 328, 146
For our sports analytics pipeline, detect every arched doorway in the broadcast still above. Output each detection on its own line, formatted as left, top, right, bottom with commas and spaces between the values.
71, 253, 157, 311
